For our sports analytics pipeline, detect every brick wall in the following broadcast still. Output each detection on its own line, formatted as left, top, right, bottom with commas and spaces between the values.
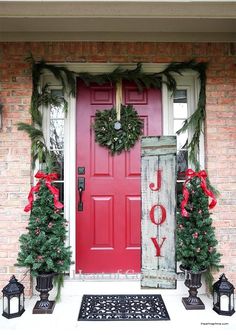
0, 42, 235, 294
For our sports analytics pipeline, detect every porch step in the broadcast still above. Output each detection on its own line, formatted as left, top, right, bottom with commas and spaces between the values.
60, 277, 206, 297
33, 276, 207, 298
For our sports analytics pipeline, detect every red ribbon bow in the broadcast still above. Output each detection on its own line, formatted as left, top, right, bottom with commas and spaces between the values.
24, 171, 64, 212
181, 169, 217, 217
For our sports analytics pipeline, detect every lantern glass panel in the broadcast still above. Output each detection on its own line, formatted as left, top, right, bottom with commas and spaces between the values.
230, 294, 234, 310
220, 294, 229, 312
10, 296, 19, 314
213, 291, 218, 305
20, 293, 24, 311
3, 296, 9, 314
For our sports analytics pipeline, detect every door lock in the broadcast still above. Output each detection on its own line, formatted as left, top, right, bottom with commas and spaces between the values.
78, 177, 85, 191
78, 167, 85, 175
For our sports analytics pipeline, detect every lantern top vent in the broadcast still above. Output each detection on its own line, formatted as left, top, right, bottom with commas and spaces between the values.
213, 273, 235, 292
2, 275, 24, 295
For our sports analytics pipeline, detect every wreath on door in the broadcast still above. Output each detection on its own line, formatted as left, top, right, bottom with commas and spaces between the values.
93, 105, 143, 155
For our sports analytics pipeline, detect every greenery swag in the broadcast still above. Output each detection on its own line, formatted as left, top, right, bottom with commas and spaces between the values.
93, 105, 143, 154
18, 56, 75, 170
18, 56, 207, 169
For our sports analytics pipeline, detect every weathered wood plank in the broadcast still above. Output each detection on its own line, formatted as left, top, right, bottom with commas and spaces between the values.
141, 136, 177, 289
141, 136, 177, 156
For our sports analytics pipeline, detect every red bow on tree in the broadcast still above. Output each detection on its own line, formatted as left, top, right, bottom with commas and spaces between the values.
181, 169, 217, 217
24, 171, 64, 212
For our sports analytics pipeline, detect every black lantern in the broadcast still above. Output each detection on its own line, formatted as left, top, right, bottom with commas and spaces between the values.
213, 273, 235, 316
2, 275, 25, 319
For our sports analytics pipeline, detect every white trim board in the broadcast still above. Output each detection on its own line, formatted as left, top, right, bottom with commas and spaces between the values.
1, 32, 236, 42
42, 63, 200, 278
1, 1, 235, 41
1, 1, 236, 18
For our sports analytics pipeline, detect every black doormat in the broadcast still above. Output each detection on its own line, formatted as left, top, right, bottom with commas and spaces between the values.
78, 294, 170, 321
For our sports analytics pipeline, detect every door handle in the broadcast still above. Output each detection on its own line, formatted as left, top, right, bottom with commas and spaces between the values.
78, 177, 85, 211
78, 187, 84, 211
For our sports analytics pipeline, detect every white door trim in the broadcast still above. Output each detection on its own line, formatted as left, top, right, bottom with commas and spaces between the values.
42, 63, 200, 278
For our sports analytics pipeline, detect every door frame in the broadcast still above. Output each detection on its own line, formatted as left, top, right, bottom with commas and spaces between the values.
42, 63, 200, 278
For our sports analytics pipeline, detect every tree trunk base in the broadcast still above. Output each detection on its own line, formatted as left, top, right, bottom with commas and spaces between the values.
182, 297, 205, 310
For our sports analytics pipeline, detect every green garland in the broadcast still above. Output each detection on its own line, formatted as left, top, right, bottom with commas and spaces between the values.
175, 62, 207, 163
18, 55, 75, 171
93, 105, 143, 155
18, 56, 207, 168
79, 63, 162, 91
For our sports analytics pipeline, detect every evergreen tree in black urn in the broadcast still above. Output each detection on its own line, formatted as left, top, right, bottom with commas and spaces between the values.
17, 172, 71, 313
176, 169, 222, 309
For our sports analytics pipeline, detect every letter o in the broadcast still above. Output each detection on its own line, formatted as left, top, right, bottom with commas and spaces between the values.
149, 204, 166, 226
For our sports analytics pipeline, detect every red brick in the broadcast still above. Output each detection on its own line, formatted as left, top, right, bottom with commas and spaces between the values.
1, 41, 236, 295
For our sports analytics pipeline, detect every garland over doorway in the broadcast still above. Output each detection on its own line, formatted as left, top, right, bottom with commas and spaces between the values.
18, 56, 207, 170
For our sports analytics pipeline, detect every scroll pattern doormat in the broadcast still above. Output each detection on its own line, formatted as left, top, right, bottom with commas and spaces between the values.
78, 294, 170, 321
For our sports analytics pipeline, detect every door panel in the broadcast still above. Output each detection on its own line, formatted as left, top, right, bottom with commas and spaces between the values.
125, 196, 141, 248
76, 80, 162, 273
91, 196, 114, 248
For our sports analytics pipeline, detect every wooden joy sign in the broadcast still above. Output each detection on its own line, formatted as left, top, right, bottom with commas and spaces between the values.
149, 170, 167, 256
141, 136, 177, 289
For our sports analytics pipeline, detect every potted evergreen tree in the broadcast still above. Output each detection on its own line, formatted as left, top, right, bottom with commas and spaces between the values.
17, 171, 71, 314
176, 168, 222, 310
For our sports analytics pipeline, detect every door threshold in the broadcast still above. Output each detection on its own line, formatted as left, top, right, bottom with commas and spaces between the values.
70, 272, 141, 282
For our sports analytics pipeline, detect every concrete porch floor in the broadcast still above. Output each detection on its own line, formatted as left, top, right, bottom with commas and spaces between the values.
1, 280, 235, 335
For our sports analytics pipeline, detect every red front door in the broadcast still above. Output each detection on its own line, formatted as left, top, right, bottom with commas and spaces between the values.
76, 79, 162, 273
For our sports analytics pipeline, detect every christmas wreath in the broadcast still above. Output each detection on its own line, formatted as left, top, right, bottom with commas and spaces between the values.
93, 105, 143, 155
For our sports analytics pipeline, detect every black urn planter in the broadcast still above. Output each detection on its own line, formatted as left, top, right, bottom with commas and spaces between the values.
180, 265, 207, 310
33, 273, 56, 314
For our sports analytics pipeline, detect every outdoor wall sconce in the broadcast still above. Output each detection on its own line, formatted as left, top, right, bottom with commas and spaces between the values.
213, 273, 235, 316
2, 275, 25, 319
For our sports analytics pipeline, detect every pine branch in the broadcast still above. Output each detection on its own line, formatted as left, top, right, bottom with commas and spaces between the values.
53, 273, 64, 302
17, 123, 44, 142
22, 55, 207, 168
175, 60, 207, 163
176, 175, 222, 273
19, 55, 74, 171
205, 265, 223, 295
26, 56, 76, 96
17, 122, 52, 168
79, 63, 163, 91
39, 85, 68, 113
39, 61, 76, 96
177, 106, 204, 164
